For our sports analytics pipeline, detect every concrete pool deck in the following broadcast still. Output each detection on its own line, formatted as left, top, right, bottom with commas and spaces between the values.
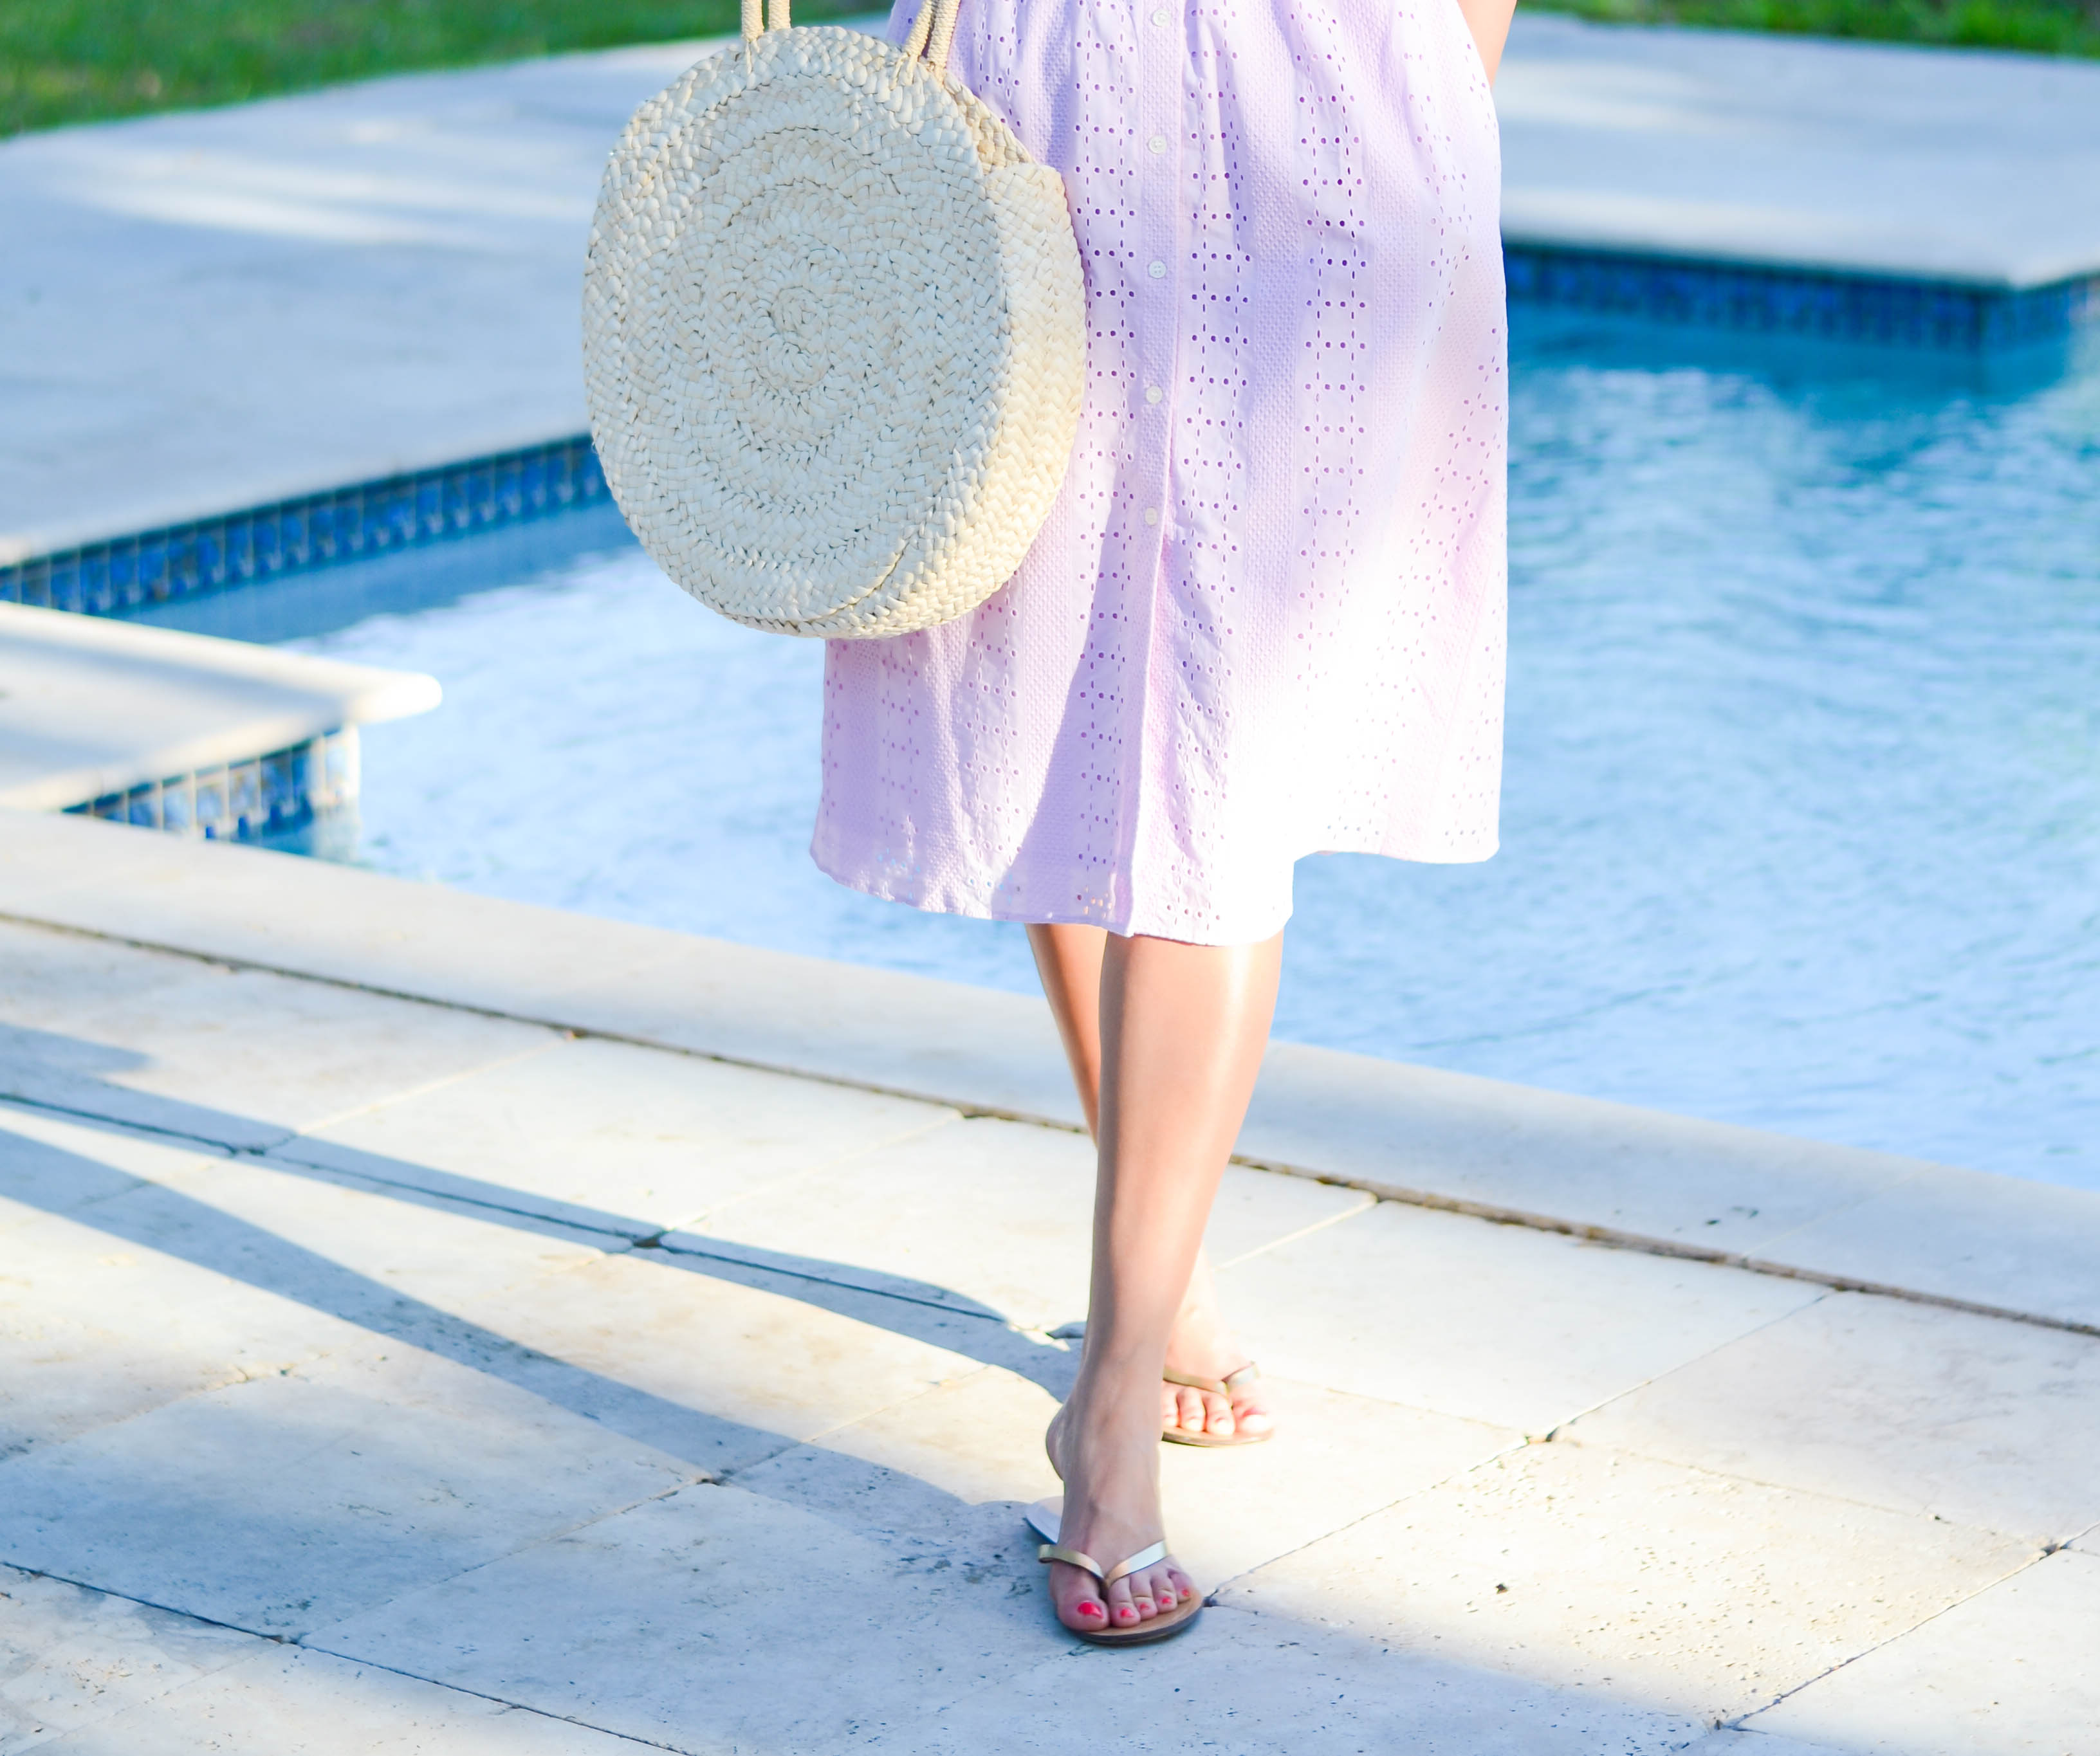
3, 806, 2098, 1752
5, 14, 2100, 563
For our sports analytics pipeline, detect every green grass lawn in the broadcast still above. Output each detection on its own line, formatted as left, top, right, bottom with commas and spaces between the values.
0, 0, 868, 138
1533, 0, 2099, 55
3, 0, 2095, 139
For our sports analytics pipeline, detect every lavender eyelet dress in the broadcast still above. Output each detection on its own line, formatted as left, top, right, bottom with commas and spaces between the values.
812, 0, 1508, 947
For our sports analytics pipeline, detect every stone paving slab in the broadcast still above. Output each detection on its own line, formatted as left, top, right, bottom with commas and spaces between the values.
0, 1098, 221, 1228
1564, 1292, 2100, 1544
432, 1243, 1006, 1477
0, 1564, 261, 1751
1224, 1199, 1821, 1435
0, 1178, 342, 1459
1748, 1546, 2100, 1755
41, 1643, 647, 1755
302, 1476, 1728, 1756
1692, 1738, 1848, 1756
304, 1478, 1030, 1752
281, 1030, 961, 1238
0, 1341, 695, 1639
908, 1636, 1816, 1756
770, 1364, 1522, 1589
15, 1119, 999, 1477
1226, 1442, 2035, 1723
676, 1114, 1371, 1333
0, 914, 556, 1153
1500, 16, 2100, 286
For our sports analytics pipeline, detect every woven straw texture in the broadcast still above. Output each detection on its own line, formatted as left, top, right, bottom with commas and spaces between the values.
582, 17, 1085, 638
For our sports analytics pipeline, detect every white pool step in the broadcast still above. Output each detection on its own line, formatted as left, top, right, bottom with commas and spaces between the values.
0, 601, 438, 836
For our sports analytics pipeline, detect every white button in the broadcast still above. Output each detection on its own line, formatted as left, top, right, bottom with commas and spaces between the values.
1143, 508, 1160, 526
1148, 134, 1168, 154
1145, 385, 1163, 405
1150, 6, 1170, 23
1148, 260, 1166, 279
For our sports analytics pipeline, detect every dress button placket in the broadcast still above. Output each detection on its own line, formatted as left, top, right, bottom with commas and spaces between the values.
1123, 0, 1182, 886
1136, 0, 1178, 545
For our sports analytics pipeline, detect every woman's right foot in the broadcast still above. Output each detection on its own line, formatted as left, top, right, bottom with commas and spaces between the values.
1044, 1379, 1197, 1634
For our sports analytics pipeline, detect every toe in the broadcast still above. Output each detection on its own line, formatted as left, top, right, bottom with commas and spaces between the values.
1104, 1575, 1146, 1629
1142, 1560, 1186, 1615
1203, 1390, 1236, 1436
1172, 1386, 1206, 1434
1051, 1565, 1110, 1634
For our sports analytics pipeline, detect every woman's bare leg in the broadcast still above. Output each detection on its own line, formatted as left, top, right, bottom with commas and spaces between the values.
1027, 924, 1275, 1443
1035, 928, 1283, 1631
1027, 923, 1108, 1135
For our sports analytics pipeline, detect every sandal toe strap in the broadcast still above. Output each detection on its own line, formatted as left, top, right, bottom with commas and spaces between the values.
1163, 1362, 1261, 1396
1162, 1367, 1226, 1395
1037, 1540, 1171, 1589
1036, 1542, 1105, 1578
1101, 1541, 1168, 1587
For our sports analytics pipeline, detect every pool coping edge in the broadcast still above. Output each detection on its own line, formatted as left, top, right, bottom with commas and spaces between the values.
4, 806, 2092, 1341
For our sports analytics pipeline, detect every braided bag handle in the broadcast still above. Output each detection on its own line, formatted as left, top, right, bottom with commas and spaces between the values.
741, 0, 961, 76
582, 0, 1084, 637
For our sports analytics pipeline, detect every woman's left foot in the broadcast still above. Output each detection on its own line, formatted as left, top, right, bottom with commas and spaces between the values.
1161, 1282, 1275, 1444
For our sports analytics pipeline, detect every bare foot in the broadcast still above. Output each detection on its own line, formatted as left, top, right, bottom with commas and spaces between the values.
1161, 1256, 1275, 1443
1043, 1378, 1197, 1635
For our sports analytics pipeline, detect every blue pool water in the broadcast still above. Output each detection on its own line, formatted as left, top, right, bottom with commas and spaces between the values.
272, 325, 2100, 1189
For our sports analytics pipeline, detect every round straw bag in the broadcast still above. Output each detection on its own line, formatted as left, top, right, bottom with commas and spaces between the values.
582, 0, 1085, 639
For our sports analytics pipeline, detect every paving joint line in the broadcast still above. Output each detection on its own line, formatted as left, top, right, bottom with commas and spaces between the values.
290, 1037, 569, 1139
0, 1086, 1049, 1340
1536, 1290, 1841, 1447
286, 1640, 698, 1755
655, 1232, 1042, 1327
1553, 1427, 2063, 1552
0, 1088, 272, 1156
786, 1360, 1002, 1454
2, 1507, 768, 1750
1720, 1539, 2064, 1732
1, 1559, 295, 1647
1210, 1187, 1379, 1272
1206, 1429, 1538, 1598
1231, 1151, 2100, 1343
260, 1142, 659, 1243
6, 907, 2095, 1341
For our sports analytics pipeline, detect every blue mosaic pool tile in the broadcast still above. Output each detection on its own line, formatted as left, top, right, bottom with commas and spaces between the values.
2, 434, 610, 616
1504, 244, 2099, 351
64, 729, 357, 843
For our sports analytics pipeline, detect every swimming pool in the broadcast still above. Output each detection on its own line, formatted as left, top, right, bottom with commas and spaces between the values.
216, 321, 2100, 1191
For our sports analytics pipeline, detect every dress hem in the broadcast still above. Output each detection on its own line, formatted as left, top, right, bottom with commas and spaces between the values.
808, 833, 1500, 947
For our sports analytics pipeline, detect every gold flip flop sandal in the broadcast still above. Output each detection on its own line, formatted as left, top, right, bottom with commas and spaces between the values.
1026, 1497, 1204, 1647
1162, 1362, 1271, 1448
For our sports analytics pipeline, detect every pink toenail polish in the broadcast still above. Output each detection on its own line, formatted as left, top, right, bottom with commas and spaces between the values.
1078, 1602, 1104, 1618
